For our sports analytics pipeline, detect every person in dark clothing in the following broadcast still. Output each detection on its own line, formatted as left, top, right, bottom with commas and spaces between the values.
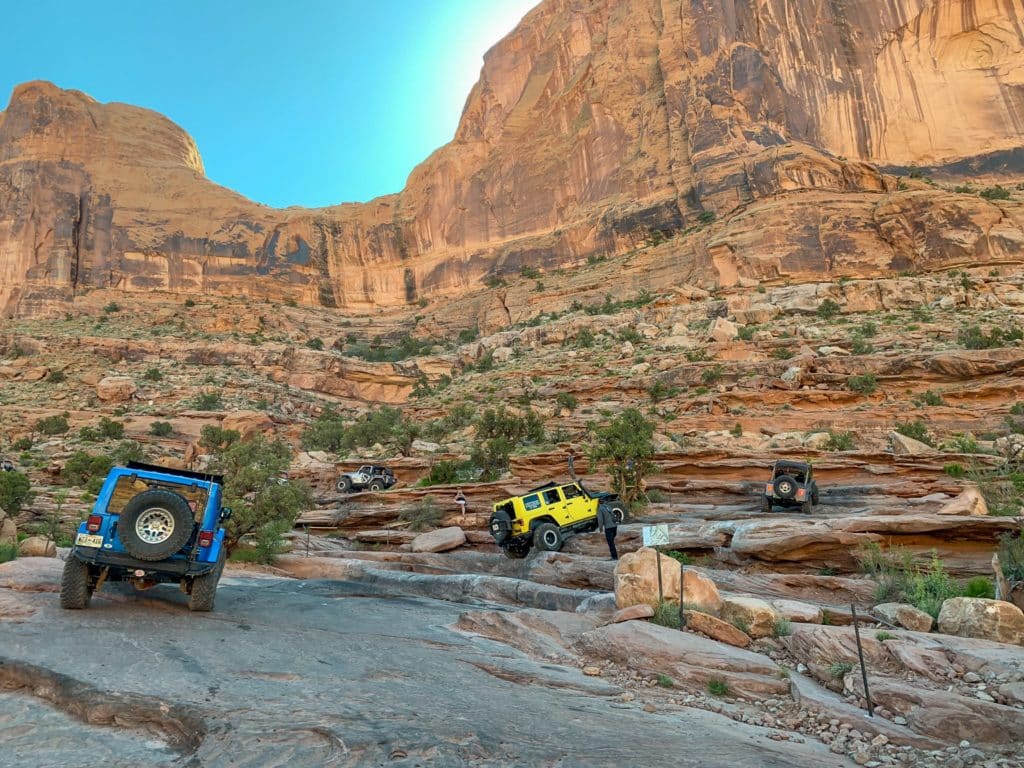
567, 448, 577, 481
597, 504, 618, 560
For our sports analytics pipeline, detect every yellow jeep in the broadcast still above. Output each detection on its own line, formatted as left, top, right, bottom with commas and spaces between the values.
488, 480, 627, 558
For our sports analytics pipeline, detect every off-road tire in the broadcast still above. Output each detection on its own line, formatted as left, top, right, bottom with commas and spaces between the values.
602, 503, 627, 525
501, 541, 530, 559
533, 522, 563, 552
60, 557, 93, 609
760, 495, 772, 514
774, 475, 798, 500
488, 510, 513, 545
811, 489, 820, 505
188, 551, 225, 612
368, 480, 384, 492
337, 476, 353, 493
119, 489, 194, 561
800, 500, 812, 515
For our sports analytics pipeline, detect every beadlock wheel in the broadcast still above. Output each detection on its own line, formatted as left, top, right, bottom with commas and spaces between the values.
135, 507, 176, 544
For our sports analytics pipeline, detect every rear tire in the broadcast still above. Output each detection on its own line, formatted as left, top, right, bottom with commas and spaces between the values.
533, 522, 563, 552
119, 489, 194, 561
60, 557, 93, 609
760, 495, 772, 514
368, 480, 384, 492
188, 551, 225, 612
501, 542, 530, 559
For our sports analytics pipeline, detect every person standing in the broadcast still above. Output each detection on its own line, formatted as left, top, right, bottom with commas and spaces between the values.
567, 448, 577, 481
454, 487, 467, 518
597, 504, 618, 560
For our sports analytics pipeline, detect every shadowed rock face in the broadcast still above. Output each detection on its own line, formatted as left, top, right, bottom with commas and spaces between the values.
2, 0, 1023, 316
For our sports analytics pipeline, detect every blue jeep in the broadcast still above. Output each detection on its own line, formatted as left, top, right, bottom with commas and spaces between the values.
61, 461, 232, 612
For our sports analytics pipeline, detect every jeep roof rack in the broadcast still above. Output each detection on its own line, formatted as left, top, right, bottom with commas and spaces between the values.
125, 461, 224, 486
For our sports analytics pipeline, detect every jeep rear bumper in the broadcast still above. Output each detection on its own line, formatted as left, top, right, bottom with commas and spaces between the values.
69, 548, 218, 579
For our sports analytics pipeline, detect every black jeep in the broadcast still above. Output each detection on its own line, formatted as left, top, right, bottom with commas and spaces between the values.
761, 459, 819, 514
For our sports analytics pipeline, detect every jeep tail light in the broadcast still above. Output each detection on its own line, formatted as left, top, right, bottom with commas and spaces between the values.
86, 515, 103, 533
765, 484, 774, 495
796, 488, 807, 500
198, 530, 215, 548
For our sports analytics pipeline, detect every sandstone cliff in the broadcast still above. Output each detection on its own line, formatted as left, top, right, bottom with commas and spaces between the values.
2, 0, 1023, 317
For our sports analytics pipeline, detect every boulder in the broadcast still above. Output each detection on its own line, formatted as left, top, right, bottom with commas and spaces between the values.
683, 569, 723, 613
491, 346, 514, 364
410, 526, 467, 553
686, 610, 751, 648
18, 536, 56, 558
96, 376, 137, 402
708, 317, 738, 343
610, 604, 655, 624
0, 518, 16, 545
888, 431, 935, 456
936, 487, 988, 517
937, 598, 1024, 645
771, 599, 823, 624
720, 596, 779, 639
614, 547, 680, 609
222, 410, 275, 439
411, 439, 441, 453
874, 602, 934, 633
802, 432, 832, 451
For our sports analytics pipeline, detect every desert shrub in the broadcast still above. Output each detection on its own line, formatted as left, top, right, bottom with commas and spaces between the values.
875, 631, 895, 641
574, 328, 595, 348
0, 542, 17, 563
210, 435, 312, 554
817, 299, 841, 319
103, 302, 121, 313
913, 390, 944, 407
772, 348, 795, 360
469, 437, 514, 481
698, 211, 716, 224
143, 367, 163, 382
12, 438, 32, 451
555, 392, 578, 412
999, 532, 1024, 582
183, 298, 196, 308
35, 414, 69, 435
305, 337, 324, 350
665, 550, 692, 565
301, 408, 348, 452
423, 403, 475, 442
850, 338, 874, 355
0, 471, 33, 519
847, 374, 877, 395
78, 426, 100, 442
772, 617, 792, 637
737, 325, 757, 341
906, 553, 960, 618
730, 423, 743, 437
657, 674, 674, 688
193, 391, 222, 411
685, 348, 710, 362
457, 327, 479, 344
856, 321, 877, 338
149, 421, 173, 437
647, 380, 678, 403
824, 431, 855, 451
895, 420, 933, 446
964, 576, 995, 599
829, 661, 853, 679
475, 407, 544, 445
97, 417, 124, 440
944, 433, 979, 454
63, 452, 113, 487
943, 463, 965, 478
618, 327, 643, 344
200, 425, 241, 452
398, 496, 442, 531
980, 185, 1011, 201
706, 679, 730, 696
589, 408, 655, 504
651, 599, 681, 629
111, 441, 144, 465
47, 370, 66, 383
958, 324, 1023, 350
701, 365, 724, 386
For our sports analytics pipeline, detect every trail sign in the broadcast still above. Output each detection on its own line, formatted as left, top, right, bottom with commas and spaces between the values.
642, 524, 669, 547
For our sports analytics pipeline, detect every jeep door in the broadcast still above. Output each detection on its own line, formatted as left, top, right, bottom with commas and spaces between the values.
560, 483, 594, 522
540, 487, 571, 524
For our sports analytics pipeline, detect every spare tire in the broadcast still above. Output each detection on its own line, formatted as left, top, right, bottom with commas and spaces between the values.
488, 510, 513, 545
119, 489, 194, 561
774, 475, 798, 500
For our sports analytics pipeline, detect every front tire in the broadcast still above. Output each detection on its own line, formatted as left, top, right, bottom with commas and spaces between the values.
60, 557, 93, 609
501, 542, 531, 559
337, 476, 353, 493
533, 522, 563, 552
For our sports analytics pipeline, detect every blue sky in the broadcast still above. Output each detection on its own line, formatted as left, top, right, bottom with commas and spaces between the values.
0, 0, 538, 208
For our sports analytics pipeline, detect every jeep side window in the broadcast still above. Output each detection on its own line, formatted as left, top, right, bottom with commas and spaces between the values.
359, 466, 371, 474
542, 488, 561, 505
561, 484, 582, 499
522, 494, 542, 511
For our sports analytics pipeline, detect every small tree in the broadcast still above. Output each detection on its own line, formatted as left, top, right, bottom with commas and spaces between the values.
0, 471, 33, 521
210, 435, 313, 555
589, 408, 655, 504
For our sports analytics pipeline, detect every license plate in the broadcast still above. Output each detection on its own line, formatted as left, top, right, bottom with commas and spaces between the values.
75, 533, 104, 548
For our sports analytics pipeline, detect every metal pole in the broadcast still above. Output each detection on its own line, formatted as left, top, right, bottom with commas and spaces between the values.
851, 603, 874, 717
305, 525, 310, 557
679, 558, 686, 629
656, 549, 664, 606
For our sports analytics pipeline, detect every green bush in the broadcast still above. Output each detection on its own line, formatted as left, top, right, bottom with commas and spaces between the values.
78, 426, 100, 442
906, 553, 960, 619
305, 337, 324, 350
398, 496, 442, 531
0, 471, 33, 518
97, 417, 124, 440
657, 674, 674, 688
817, 299, 842, 319
999, 532, 1024, 582
12, 437, 32, 451
419, 460, 475, 487
824, 431, 855, 451
850, 338, 874, 355
829, 661, 853, 679
555, 392, 578, 412
574, 328, 595, 348
589, 408, 655, 504
698, 211, 716, 225
103, 302, 121, 313
475, 406, 545, 445
685, 348, 710, 362
35, 414, 70, 435
200, 425, 241, 451
944, 463, 965, 478
980, 185, 1011, 201
651, 600, 681, 629
856, 321, 877, 338
0, 542, 17, 563
706, 679, 730, 697
63, 452, 113, 487
895, 420, 933, 446
958, 324, 1023, 350
184, 298, 196, 308
914, 390, 944, 407
964, 576, 995, 599
730, 423, 743, 437
112, 441, 145, 465
143, 367, 163, 382
47, 370, 67, 383
618, 327, 643, 344
647, 380, 678, 403
772, 348, 794, 360
665, 550, 692, 565
737, 325, 757, 341
701, 365, 724, 386
149, 421, 173, 437
193, 391, 222, 411
875, 631, 895, 641
772, 617, 792, 637
847, 374, 877, 395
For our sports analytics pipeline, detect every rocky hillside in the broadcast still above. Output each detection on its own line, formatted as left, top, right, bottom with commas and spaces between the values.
2, 0, 1023, 317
